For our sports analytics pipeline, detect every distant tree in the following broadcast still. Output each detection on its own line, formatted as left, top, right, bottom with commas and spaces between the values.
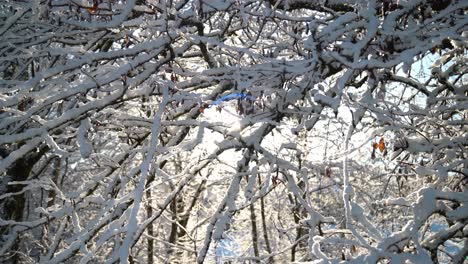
0, 0, 466, 263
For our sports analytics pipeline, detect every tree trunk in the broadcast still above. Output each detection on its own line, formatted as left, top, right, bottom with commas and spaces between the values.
260, 192, 273, 263
250, 203, 260, 263
146, 188, 154, 264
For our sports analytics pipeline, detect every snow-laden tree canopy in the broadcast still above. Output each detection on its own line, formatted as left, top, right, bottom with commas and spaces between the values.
0, 0, 466, 263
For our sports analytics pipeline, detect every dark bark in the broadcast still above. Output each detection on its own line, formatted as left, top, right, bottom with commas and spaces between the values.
167, 196, 178, 258
0, 145, 47, 264
250, 203, 260, 263
146, 188, 154, 264
260, 192, 273, 263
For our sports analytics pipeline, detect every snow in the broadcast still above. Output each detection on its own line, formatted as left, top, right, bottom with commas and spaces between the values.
415, 165, 435, 178
215, 235, 238, 259
119, 86, 169, 264
1, 0, 466, 263
77, 118, 92, 158
44, 134, 69, 157
243, 166, 257, 200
